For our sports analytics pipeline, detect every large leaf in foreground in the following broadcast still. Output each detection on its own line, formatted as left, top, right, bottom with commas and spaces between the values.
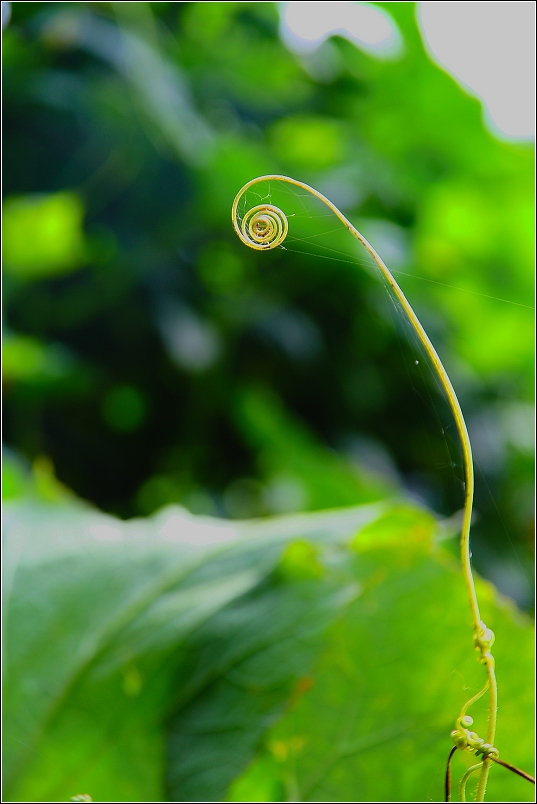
3, 499, 534, 802
2, 498, 378, 802
167, 509, 534, 803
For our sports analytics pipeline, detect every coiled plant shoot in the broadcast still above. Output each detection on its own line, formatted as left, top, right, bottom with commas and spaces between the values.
231, 175, 532, 803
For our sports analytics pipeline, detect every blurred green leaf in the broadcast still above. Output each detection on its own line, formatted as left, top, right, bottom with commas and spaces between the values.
221, 554, 534, 803
2, 452, 30, 501
100, 384, 148, 432
2, 333, 76, 384
3, 495, 533, 802
2, 452, 74, 504
3, 193, 86, 279
268, 116, 348, 171
198, 241, 247, 294
3, 494, 381, 802
235, 386, 395, 510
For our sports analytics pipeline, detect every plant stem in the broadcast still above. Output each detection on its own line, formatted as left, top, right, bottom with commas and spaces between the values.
232, 175, 499, 802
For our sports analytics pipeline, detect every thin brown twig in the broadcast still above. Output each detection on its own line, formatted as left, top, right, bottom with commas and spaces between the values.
490, 756, 535, 784
445, 746, 457, 802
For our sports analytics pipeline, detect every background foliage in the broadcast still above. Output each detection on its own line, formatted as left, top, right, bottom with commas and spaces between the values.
3, 1, 534, 603
2, 2, 535, 802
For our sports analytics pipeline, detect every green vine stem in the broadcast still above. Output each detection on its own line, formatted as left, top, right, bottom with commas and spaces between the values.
232, 175, 498, 801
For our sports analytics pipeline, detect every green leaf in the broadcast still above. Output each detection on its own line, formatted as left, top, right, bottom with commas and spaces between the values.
2, 451, 30, 501
235, 386, 395, 510
221, 546, 534, 803
2, 193, 86, 280
167, 510, 534, 803
2, 334, 76, 384
2, 497, 380, 802
3, 497, 533, 802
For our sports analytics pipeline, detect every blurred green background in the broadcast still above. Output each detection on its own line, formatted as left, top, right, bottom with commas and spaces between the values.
2, 2, 534, 608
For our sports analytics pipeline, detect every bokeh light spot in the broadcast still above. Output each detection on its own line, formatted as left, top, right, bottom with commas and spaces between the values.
101, 385, 147, 432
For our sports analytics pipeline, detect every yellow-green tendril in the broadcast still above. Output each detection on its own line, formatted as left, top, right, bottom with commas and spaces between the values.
460, 763, 482, 803
460, 681, 489, 717
232, 175, 498, 801
236, 203, 288, 250
451, 714, 499, 759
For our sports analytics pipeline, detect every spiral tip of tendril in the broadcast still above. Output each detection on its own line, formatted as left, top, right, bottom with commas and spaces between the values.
236, 204, 288, 251
451, 715, 499, 760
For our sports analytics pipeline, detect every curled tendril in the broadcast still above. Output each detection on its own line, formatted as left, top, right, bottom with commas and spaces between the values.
474, 620, 495, 667
451, 715, 499, 759
460, 763, 483, 802
231, 175, 500, 802
236, 204, 288, 251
